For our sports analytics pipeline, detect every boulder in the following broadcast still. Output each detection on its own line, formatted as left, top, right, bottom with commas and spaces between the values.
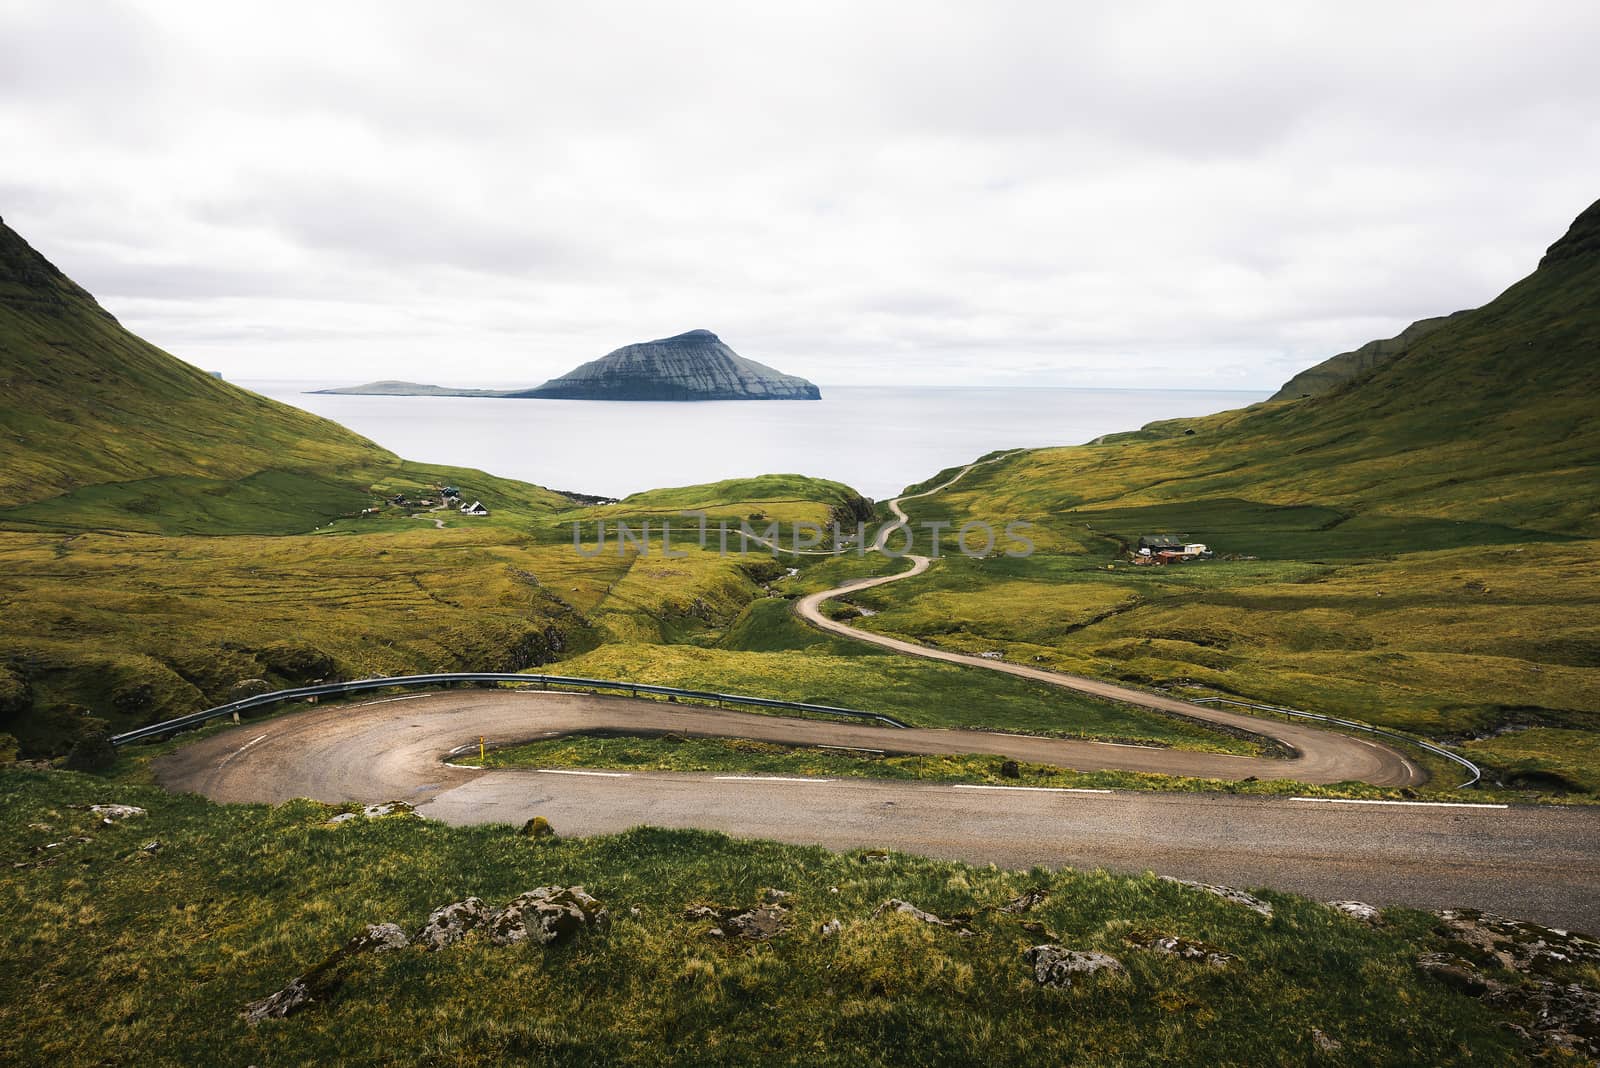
415, 897, 493, 949
326, 801, 414, 825
1433, 908, 1600, 973
1326, 900, 1382, 924
488, 886, 608, 947
999, 760, 1021, 779
519, 816, 557, 840
1023, 945, 1125, 989
819, 919, 843, 937
1159, 876, 1273, 917
89, 804, 146, 823
1484, 980, 1600, 1060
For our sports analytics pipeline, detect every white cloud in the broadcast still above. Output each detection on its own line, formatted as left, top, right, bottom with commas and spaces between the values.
1, 0, 1596, 390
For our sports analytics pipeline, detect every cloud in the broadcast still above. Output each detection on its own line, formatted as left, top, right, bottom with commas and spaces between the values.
0, 0, 1596, 390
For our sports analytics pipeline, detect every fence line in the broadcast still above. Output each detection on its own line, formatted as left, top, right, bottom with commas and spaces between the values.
108, 673, 911, 747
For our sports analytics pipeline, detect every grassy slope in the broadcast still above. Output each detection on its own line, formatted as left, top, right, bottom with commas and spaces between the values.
0, 767, 1545, 1067
869, 201, 1600, 791
0, 218, 1212, 760
459, 729, 1546, 802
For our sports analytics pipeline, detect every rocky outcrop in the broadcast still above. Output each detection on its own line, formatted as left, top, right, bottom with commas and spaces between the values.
1326, 900, 1383, 924
1268, 312, 1471, 401
242, 923, 409, 1023
1127, 930, 1237, 966
1416, 909, 1600, 1060
513, 330, 821, 401
488, 886, 608, 946
1023, 946, 1125, 989
415, 898, 494, 949
686, 889, 793, 941
873, 898, 973, 935
1159, 876, 1273, 917
326, 801, 415, 825
88, 804, 146, 823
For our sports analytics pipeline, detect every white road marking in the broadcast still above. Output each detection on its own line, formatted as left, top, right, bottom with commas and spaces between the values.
536, 768, 632, 778
953, 784, 1114, 794
714, 775, 835, 783
1095, 741, 1161, 750
816, 744, 885, 754
1288, 797, 1508, 809
359, 693, 436, 706
217, 733, 270, 767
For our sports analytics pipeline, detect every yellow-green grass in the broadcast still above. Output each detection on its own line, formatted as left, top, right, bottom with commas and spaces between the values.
837, 207, 1600, 789
0, 526, 624, 752
555, 631, 1260, 754
0, 767, 1547, 1066
1462, 728, 1600, 795
0, 524, 1264, 760
845, 540, 1599, 738
455, 730, 1545, 803
564, 474, 874, 531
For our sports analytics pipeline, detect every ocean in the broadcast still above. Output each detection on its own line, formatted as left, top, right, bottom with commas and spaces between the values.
243, 382, 1270, 501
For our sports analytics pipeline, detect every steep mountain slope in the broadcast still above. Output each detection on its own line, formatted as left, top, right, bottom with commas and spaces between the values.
1017, 198, 1600, 536
1268, 311, 1470, 400
0, 217, 571, 533
0, 218, 392, 501
515, 329, 821, 400
866, 199, 1600, 785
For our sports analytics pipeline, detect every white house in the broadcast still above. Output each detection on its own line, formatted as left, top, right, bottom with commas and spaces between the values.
460, 500, 489, 516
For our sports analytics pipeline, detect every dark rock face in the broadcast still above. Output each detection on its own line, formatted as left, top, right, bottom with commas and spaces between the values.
514, 329, 821, 401
1540, 196, 1600, 268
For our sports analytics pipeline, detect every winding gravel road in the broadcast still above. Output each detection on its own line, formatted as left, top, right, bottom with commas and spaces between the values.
148, 463, 1600, 927
154, 689, 1600, 929
796, 461, 1425, 788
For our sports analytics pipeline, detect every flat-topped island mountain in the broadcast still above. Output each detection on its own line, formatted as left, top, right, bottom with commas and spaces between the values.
314, 329, 821, 401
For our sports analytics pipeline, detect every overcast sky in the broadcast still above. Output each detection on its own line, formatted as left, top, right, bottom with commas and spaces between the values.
2, 1, 1597, 390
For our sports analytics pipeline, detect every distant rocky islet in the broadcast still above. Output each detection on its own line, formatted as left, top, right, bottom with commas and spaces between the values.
314, 329, 820, 402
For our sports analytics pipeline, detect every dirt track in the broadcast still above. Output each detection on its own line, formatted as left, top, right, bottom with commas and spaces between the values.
153, 689, 1600, 929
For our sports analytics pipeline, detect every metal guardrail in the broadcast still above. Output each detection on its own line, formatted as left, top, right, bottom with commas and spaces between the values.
108, 672, 911, 747
1190, 697, 1482, 789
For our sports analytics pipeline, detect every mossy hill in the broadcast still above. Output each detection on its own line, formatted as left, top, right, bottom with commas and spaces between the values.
866, 198, 1600, 793
0, 216, 578, 535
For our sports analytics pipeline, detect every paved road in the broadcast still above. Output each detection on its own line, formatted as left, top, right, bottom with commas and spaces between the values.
153, 690, 1600, 930
796, 464, 1426, 788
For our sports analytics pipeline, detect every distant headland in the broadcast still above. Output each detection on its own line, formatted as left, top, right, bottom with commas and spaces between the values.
312, 330, 821, 401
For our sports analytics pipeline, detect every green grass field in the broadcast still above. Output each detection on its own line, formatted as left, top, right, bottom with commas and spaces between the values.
452, 729, 1554, 802
0, 766, 1553, 1067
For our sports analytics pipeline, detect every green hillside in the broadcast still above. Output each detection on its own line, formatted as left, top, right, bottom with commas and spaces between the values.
866, 199, 1600, 792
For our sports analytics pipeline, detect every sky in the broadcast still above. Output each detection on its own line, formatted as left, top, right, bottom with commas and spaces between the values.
2, 1, 1597, 391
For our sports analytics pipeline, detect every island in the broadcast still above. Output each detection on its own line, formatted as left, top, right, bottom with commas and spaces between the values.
312, 330, 821, 401
511, 329, 820, 401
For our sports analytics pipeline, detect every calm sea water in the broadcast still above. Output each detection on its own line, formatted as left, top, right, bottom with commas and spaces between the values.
244, 382, 1268, 501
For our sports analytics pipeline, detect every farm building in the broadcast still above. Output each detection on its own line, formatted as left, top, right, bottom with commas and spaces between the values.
459, 500, 489, 516
1138, 535, 1185, 553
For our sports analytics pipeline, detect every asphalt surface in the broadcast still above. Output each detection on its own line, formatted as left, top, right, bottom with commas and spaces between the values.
154, 690, 1600, 930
